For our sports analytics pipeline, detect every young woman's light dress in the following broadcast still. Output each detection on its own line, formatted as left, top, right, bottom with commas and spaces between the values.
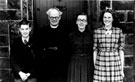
93, 27, 124, 82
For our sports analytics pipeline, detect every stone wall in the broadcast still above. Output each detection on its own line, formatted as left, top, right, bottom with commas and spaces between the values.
0, 0, 134, 82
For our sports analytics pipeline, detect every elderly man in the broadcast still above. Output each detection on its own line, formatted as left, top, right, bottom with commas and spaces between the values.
46, 7, 62, 27
34, 7, 70, 82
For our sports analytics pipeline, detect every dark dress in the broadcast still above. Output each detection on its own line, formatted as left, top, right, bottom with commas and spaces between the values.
10, 37, 36, 79
34, 24, 70, 81
68, 29, 93, 82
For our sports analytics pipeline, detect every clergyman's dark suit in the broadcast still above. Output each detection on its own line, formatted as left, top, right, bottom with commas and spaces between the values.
34, 24, 71, 82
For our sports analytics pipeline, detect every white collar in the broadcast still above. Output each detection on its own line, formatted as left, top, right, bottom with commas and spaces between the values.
22, 37, 29, 43
50, 24, 59, 29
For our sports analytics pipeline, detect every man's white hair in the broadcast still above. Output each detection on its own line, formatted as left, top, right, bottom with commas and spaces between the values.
46, 7, 62, 16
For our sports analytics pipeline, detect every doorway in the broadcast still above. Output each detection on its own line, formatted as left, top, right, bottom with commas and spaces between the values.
33, 0, 95, 33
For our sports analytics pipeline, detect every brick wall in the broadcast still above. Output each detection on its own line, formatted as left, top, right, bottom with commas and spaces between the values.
0, 0, 33, 82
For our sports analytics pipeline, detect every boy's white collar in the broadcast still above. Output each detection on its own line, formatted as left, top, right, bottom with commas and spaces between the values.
22, 36, 29, 42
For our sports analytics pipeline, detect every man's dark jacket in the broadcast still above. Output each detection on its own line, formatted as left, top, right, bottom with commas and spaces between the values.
34, 24, 71, 80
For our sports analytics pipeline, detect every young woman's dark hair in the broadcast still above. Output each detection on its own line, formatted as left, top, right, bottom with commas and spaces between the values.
99, 9, 120, 27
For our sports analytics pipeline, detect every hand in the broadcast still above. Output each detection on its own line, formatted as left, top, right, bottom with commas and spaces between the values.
53, 47, 57, 50
19, 71, 29, 81
26, 73, 31, 78
49, 47, 58, 50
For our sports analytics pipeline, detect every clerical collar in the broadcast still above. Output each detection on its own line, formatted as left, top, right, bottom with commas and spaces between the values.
50, 24, 59, 29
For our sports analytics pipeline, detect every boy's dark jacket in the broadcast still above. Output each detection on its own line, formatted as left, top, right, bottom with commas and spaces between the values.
10, 36, 36, 78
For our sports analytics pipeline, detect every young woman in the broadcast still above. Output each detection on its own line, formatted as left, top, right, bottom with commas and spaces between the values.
93, 9, 125, 82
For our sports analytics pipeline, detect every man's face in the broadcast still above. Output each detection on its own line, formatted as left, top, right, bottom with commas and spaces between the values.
19, 25, 31, 38
76, 15, 87, 29
49, 10, 61, 26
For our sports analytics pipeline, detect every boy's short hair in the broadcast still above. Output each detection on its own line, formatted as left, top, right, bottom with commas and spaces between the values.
19, 18, 30, 27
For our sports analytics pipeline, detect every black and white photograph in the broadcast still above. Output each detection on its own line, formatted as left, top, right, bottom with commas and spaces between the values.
0, 0, 134, 82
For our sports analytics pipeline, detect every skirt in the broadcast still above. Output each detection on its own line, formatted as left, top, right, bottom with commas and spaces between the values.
68, 54, 93, 82
93, 51, 123, 82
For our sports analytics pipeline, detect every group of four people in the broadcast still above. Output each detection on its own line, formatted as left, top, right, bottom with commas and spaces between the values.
10, 7, 125, 82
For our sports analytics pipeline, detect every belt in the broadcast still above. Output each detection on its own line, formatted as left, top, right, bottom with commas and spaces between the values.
74, 54, 89, 56
99, 48, 118, 52
43, 47, 58, 51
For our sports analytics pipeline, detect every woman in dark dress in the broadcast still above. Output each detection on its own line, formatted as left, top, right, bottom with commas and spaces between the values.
68, 12, 93, 82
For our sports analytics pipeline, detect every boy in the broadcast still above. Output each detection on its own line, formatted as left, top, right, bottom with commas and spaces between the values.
10, 18, 37, 82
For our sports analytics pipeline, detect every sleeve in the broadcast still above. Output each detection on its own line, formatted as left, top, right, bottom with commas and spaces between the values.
69, 33, 74, 54
93, 29, 98, 51
10, 41, 22, 74
10, 56, 21, 73
118, 29, 125, 50
33, 28, 46, 54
